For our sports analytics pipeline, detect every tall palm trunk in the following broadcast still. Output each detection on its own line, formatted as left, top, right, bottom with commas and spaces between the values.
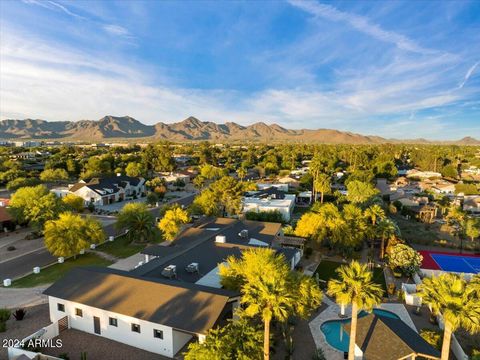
320, 191, 324, 204
370, 220, 376, 255
348, 302, 358, 360
441, 321, 453, 360
264, 318, 270, 360
380, 235, 385, 260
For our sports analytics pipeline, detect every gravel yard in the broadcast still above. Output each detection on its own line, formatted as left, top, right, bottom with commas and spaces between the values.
0, 303, 51, 359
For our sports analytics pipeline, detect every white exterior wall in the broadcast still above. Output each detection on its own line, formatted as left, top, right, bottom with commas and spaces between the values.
73, 187, 104, 206
48, 296, 187, 358
242, 194, 295, 221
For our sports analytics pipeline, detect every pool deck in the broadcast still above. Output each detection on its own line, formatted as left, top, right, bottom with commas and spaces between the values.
309, 294, 417, 359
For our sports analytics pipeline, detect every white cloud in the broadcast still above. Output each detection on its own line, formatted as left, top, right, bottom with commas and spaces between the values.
103, 24, 130, 37
288, 0, 436, 55
458, 61, 479, 89
22, 0, 86, 20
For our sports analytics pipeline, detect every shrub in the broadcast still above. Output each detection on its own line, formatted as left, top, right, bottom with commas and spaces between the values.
420, 328, 443, 351
312, 348, 326, 360
0, 308, 11, 322
13, 308, 27, 321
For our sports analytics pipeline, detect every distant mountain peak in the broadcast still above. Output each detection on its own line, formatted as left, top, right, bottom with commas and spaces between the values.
0, 116, 477, 144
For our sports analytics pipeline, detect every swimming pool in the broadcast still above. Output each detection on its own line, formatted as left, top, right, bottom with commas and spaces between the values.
320, 309, 400, 352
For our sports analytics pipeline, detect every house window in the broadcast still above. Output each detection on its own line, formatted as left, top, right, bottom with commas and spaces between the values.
75, 308, 83, 317
131, 324, 141, 333
153, 329, 163, 339
57, 303, 65, 312
109, 317, 118, 327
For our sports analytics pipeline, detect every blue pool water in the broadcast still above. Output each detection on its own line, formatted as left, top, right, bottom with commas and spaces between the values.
320, 309, 400, 352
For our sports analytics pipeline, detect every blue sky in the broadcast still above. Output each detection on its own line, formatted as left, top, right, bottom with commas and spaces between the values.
0, 0, 479, 139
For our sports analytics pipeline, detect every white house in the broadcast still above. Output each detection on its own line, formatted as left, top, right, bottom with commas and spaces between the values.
62, 175, 146, 206
242, 187, 296, 221
44, 267, 239, 358
431, 183, 456, 195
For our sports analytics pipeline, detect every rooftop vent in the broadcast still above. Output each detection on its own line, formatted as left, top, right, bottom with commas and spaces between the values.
239, 229, 249, 238
161, 265, 177, 279
215, 235, 226, 243
186, 263, 199, 273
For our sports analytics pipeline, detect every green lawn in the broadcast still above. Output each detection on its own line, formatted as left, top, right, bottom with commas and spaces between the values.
314, 260, 388, 294
97, 234, 145, 258
12, 253, 112, 288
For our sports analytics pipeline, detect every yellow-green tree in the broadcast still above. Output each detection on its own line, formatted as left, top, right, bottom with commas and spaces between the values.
8, 185, 64, 230
62, 194, 85, 212
159, 206, 190, 241
327, 261, 383, 360
219, 248, 322, 360
44, 212, 105, 257
419, 273, 480, 360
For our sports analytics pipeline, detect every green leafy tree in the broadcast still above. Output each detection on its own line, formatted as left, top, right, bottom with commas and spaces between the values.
44, 212, 105, 257
346, 180, 379, 204
81, 156, 112, 178
193, 176, 245, 217
219, 248, 322, 360
40, 168, 69, 182
6, 177, 41, 191
158, 206, 190, 241
441, 164, 458, 178
465, 218, 480, 244
125, 162, 145, 177
184, 314, 263, 360
0, 169, 26, 185
327, 261, 383, 360
116, 203, 156, 243
386, 244, 422, 276
419, 274, 480, 360
8, 185, 64, 230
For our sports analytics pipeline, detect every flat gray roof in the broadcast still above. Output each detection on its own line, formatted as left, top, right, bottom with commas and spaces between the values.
44, 267, 238, 335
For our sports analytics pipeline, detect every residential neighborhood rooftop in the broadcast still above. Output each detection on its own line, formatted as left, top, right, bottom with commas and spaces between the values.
44, 267, 239, 335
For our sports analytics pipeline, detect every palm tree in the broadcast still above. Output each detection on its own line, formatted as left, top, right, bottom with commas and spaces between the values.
219, 248, 321, 360
116, 202, 156, 243
364, 204, 385, 253
236, 167, 247, 181
377, 218, 398, 260
327, 261, 383, 360
419, 273, 480, 360
314, 173, 331, 203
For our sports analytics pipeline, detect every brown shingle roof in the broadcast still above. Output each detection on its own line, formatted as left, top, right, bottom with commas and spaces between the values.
344, 314, 439, 360
44, 267, 237, 334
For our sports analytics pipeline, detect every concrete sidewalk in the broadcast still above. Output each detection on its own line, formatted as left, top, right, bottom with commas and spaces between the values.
108, 253, 145, 271
0, 285, 49, 309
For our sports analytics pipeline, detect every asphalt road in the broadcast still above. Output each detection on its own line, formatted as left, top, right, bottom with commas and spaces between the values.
0, 193, 196, 281
0, 247, 56, 280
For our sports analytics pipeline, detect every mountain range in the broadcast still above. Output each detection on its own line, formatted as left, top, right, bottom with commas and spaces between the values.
0, 116, 478, 144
